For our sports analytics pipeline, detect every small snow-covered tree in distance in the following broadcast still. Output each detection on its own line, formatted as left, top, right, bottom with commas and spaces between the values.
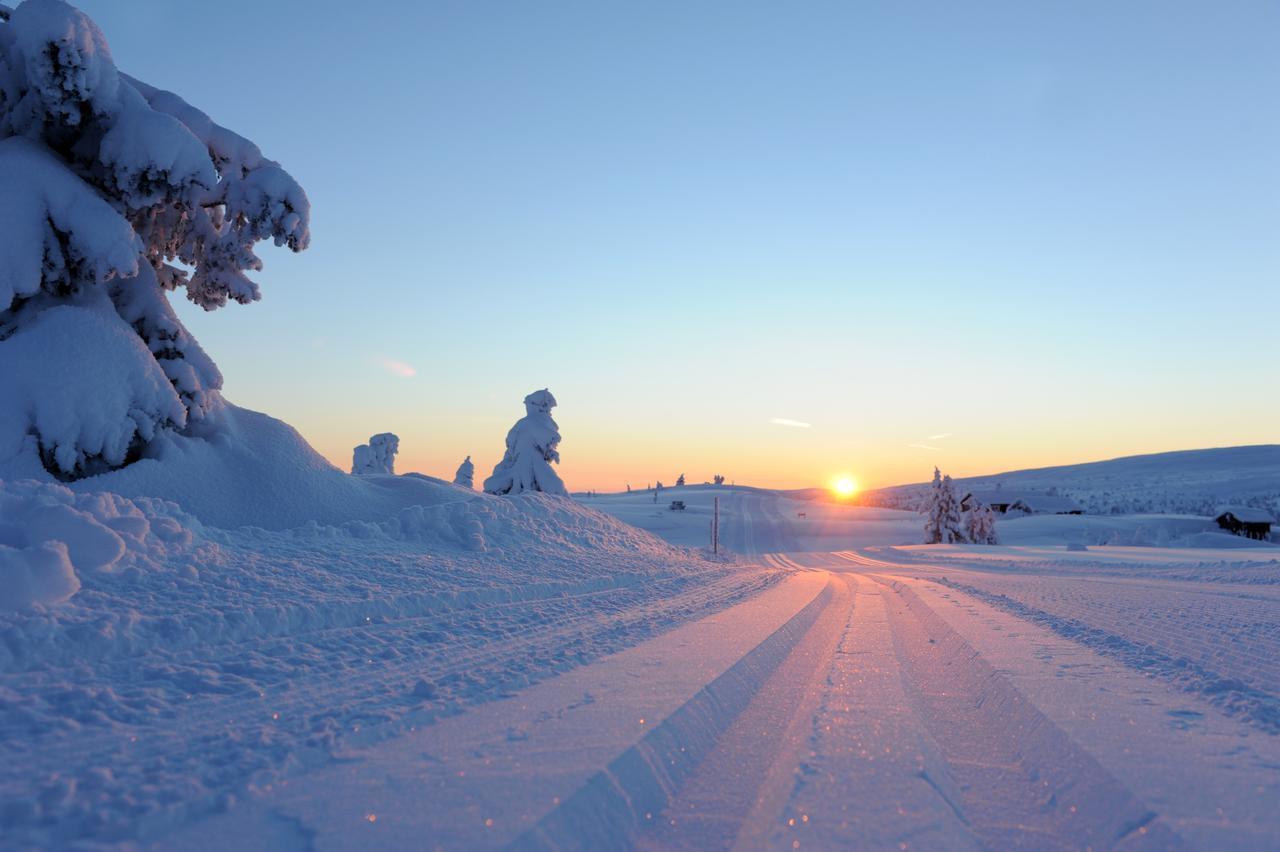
964, 500, 999, 545
713, 474, 726, 485
922, 467, 966, 544
676, 473, 686, 487
351, 433, 398, 475
454, 455, 474, 489
0, 0, 310, 479
483, 389, 568, 496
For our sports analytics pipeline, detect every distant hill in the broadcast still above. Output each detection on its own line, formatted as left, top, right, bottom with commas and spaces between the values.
861, 445, 1280, 517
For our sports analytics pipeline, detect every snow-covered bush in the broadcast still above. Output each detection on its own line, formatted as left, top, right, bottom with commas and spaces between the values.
0, 0, 309, 480
352, 433, 398, 475
922, 467, 965, 544
964, 500, 999, 545
483, 389, 568, 497
453, 455, 474, 489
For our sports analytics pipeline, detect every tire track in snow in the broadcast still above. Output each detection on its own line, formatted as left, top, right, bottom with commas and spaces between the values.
929, 576, 1280, 735
872, 575, 1188, 850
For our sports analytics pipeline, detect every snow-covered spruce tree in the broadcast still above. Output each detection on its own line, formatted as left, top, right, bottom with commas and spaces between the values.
964, 500, 999, 545
922, 467, 966, 544
0, 0, 309, 480
351, 433, 398, 475
483, 389, 568, 497
676, 473, 685, 487
453, 455, 474, 489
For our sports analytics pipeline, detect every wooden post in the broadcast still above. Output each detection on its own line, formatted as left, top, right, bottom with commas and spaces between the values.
713, 496, 719, 554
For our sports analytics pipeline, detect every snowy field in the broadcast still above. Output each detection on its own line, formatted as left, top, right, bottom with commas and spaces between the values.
4, 475, 1279, 848
585, 483, 1278, 552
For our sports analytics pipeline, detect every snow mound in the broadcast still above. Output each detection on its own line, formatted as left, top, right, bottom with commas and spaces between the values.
0, 478, 199, 612
64, 402, 460, 530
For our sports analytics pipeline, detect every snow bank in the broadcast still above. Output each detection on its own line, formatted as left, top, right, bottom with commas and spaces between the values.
67, 402, 459, 530
0, 478, 198, 613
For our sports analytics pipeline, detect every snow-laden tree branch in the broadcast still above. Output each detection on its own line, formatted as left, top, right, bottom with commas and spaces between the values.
0, 0, 310, 479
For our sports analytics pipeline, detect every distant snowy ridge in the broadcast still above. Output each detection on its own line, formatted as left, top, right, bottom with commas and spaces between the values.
862, 445, 1280, 517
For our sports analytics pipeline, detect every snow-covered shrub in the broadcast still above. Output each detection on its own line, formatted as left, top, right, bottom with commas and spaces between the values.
964, 501, 999, 545
922, 467, 965, 544
0, 0, 309, 480
483, 389, 568, 497
351, 433, 398, 475
453, 455, 474, 489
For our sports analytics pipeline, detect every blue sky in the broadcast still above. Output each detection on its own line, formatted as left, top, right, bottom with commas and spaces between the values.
74, 0, 1280, 489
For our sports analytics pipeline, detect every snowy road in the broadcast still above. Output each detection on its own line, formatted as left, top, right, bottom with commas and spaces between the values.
168, 545, 1280, 850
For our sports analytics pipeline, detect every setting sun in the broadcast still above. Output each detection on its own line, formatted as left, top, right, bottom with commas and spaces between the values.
832, 476, 858, 498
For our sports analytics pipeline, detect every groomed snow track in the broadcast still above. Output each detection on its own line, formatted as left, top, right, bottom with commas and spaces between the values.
162, 551, 1280, 850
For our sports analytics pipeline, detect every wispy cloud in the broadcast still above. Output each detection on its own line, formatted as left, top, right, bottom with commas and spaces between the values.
909, 432, 952, 451
769, 418, 811, 429
377, 357, 417, 378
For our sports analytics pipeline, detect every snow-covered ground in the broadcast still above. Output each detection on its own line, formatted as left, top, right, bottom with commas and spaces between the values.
585, 483, 1277, 552
0, 456, 779, 848
5, 471, 1279, 848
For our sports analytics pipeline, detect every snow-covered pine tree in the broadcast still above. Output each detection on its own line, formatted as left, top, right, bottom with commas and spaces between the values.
713, 474, 725, 485
483, 389, 568, 496
964, 500, 999, 545
0, 0, 309, 480
453, 455, 474, 489
940, 474, 965, 542
922, 467, 967, 544
351, 433, 398, 475
922, 467, 943, 543
676, 473, 686, 487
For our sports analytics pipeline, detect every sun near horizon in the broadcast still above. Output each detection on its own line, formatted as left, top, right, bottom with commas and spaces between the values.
832, 476, 859, 499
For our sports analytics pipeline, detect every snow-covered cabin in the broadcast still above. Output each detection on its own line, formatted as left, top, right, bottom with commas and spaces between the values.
961, 491, 1083, 515
1214, 507, 1274, 540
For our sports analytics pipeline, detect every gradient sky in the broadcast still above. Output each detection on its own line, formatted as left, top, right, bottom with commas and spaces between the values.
73, 0, 1279, 491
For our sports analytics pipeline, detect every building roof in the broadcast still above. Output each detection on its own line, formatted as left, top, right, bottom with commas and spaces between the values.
1215, 506, 1275, 525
